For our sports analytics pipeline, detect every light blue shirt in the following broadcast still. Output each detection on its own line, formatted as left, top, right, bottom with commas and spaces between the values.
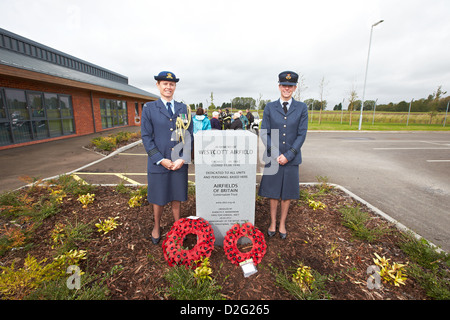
280, 98, 292, 111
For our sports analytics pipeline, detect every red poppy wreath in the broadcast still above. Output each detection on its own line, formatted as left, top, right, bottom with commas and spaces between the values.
223, 222, 267, 266
162, 217, 215, 268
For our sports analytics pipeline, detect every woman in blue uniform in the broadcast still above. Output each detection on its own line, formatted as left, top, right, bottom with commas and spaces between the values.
141, 71, 193, 244
258, 71, 308, 239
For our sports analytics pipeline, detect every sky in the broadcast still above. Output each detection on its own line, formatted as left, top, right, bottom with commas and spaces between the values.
1, 0, 449, 109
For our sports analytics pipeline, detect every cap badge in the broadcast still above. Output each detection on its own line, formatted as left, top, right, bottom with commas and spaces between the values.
167, 73, 173, 79
286, 74, 292, 80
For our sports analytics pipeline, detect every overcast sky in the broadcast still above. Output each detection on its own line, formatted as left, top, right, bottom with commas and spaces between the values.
1, 0, 449, 109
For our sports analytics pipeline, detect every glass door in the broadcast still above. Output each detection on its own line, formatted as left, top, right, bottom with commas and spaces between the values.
44, 93, 63, 137
59, 95, 74, 134
5, 88, 32, 143
27, 91, 49, 139
0, 90, 12, 146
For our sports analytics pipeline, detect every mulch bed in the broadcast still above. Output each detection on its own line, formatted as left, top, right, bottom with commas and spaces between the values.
0, 184, 430, 300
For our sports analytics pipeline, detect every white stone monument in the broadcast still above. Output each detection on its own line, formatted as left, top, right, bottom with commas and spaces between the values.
194, 130, 257, 245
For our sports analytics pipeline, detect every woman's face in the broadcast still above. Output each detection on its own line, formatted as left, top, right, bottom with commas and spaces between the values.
157, 81, 176, 101
279, 84, 297, 101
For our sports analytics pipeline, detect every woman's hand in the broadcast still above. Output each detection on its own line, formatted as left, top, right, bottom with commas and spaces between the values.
171, 159, 185, 171
277, 154, 288, 166
160, 159, 173, 170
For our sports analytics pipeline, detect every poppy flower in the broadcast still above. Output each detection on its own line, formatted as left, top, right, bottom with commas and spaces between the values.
162, 217, 215, 269
223, 222, 266, 266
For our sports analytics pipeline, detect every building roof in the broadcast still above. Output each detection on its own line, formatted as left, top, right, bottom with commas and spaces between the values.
0, 28, 158, 100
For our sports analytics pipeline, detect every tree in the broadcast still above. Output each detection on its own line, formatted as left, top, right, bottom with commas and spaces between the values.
293, 73, 308, 101
354, 100, 376, 111
209, 92, 216, 109
304, 99, 321, 110
347, 86, 358, 126
429, 86, 447, 123
318, 76, 328, 124
259, 99, 271, 110
221, 102, 231, 109
231, 97, 256, 110
334, 103, 342, 111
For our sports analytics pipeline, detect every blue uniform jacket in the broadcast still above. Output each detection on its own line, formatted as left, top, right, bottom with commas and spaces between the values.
141, 99, 193, 173
260, 98, 308, 166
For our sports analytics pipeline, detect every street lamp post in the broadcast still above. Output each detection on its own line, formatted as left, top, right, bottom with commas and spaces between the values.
359, 19, 384, 130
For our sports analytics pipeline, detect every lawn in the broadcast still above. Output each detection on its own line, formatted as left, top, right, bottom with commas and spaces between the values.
307, 121, 450, 131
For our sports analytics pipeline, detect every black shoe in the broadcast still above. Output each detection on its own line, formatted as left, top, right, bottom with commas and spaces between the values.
279, 232, 287, 239
151, 232, 161, 245
267, 229, 276, 237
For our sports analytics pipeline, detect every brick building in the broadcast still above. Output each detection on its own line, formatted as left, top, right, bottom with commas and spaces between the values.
0, 28, 158, 150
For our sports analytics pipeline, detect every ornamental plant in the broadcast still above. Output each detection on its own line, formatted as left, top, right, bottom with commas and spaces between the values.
162, 217, 215, 269
77, 193, 95, 208
308, 199, 326, 210
53, 249, 87, 272
128, 195, 144, 208
193, 256, 213, 283
0, 250, 87, 299
95, 217, 120, 235
373, 253, 408, 287
223, 222, 267, 266
50, 223, 66, 249
0, 255, 58, 299
49, 188, 66, 204
292, 264, 316, 293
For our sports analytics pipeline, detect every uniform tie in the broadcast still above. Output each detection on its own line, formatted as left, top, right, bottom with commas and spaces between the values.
167, 102, 173, 117
282, 101, 288, 114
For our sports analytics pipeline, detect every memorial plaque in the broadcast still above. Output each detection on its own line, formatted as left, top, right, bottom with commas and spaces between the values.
194, 130, 257, 245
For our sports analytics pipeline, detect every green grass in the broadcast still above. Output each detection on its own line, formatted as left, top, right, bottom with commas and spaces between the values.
253, 109, 450, 131
163, 265, 224, 300
399, 232, 450, 299
307, 121, 450, 131
339, 206, 388, 242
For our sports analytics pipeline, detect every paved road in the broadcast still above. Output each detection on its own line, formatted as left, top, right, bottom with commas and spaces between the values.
301, 131, 450, 252
62, 131, 450, 252
0, 127, 140, 193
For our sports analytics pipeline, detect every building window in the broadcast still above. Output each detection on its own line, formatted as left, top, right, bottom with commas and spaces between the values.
100, 99, 128, 129
0, 88, 75, 146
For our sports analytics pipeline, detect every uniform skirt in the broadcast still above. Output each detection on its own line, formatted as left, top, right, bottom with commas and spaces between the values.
147, 169, 188, 206
258, 165, 300, 200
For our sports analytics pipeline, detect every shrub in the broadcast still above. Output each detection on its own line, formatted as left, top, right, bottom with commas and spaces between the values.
91, 136, 116, 151
164, 263, 223, 300
339, 206, 386, 242
95, 217, 121, 235
77, 193, 95, 208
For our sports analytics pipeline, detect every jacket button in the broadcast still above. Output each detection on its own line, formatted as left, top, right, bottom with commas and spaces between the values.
170, 128, 174, 131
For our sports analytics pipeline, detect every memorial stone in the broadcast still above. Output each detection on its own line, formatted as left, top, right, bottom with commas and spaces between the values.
194, 130, 257, 245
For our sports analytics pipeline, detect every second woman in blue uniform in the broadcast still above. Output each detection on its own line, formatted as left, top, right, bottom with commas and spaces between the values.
258, 71, 308, 239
